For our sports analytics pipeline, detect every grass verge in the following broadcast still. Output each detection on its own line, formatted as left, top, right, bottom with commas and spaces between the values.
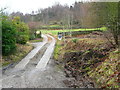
2, 44, 33, 67
54, 40, 62, 60
29, 38, 43, 43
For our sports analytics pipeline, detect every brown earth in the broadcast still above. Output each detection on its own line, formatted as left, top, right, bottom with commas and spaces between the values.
56, 31, 117, 88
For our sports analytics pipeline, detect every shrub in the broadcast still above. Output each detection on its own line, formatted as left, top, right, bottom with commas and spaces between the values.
17, 34, 29, 44
2, 16, 16, 55
13, 17, 30, 44
29, 34, 36, 40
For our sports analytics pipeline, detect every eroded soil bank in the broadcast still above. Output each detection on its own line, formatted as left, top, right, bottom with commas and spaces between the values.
54, 31, 120, 88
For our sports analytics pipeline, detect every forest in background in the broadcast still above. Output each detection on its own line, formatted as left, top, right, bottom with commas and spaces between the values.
10, 2, 118, 28
6, 1, 119, 49
1, 1, 120, 88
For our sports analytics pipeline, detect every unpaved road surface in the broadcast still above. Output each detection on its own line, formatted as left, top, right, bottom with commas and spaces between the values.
1, 34, 67, 88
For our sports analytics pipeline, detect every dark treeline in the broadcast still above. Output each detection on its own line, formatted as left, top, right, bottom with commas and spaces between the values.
10, 2, 95, 28
10, 2, 119, 28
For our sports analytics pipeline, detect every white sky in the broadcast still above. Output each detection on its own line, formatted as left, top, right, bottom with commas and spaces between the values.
0, 0, 89, 14
1, 0, 118, 14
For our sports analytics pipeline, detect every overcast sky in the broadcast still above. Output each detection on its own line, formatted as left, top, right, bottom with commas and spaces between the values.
0, 0, 90, 14
1, 0, 118, 14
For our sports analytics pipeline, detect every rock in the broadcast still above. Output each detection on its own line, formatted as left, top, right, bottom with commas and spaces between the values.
63, 80, 72, 86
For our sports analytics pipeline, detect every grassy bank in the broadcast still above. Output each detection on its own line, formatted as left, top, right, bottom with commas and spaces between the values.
88, 50, 120, 88
2, 44, 33, 67
54, 40, 63, 60
29, 38, 43, 43
2, 37, 43, 67
53, 32, 119, 88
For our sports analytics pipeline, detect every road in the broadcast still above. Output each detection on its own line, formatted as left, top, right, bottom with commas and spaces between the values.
1, 34, 67, 88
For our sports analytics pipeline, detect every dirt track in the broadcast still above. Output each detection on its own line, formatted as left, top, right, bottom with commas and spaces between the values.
2, 34, 67, 88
